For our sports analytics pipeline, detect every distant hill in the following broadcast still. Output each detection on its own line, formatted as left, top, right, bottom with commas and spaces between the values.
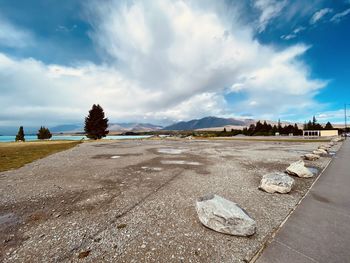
49, 123, 163, 133
109, 123, 163, 132
50, 124, 83, 133
163, 116, 247, 130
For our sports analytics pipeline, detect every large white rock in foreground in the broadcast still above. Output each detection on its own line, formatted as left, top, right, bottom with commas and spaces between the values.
259, 173, 294, 194
286, 160, 314, 178
196, 194, 256, 236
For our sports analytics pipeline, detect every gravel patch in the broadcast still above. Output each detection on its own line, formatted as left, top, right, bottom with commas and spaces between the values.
0, 139, 341, 262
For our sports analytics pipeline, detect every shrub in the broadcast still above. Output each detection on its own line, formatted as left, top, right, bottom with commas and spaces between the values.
37, 126, 52, 140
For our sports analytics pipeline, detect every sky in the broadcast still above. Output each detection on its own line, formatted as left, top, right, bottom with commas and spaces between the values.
0, 0, 349, 129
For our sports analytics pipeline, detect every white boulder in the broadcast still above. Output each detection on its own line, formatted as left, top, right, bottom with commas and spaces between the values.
316, 148, 328, 155
286, 160, 314, 178
313, 150, 325, 155
303, 153, 320, 161
259, 173, 294, 194
318, 146, 329, 152
196, 194, 256, 236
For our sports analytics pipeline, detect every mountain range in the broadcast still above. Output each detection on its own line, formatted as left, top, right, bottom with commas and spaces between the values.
163, 116, 250, 130
1, 116, 315, 135
50, 123, 163, 134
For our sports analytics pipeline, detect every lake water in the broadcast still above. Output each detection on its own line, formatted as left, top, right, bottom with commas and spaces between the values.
0, 135, 152, 143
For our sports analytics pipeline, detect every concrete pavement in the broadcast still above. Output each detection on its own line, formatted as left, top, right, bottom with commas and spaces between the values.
256, 139, 350, 263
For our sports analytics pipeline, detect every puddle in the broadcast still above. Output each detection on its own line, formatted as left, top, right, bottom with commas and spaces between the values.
307, 167, 319, 175
110, 156, 121, 159
0, 213, 18, 226
157, 148, 187, 155
141, 166, 163, 171
161, 160, 201, 166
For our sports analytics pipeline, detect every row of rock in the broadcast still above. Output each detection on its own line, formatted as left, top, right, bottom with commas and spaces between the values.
195, 137, 341, 237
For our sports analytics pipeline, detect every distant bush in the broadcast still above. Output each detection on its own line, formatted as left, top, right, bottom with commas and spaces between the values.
15, 126, 25, 142
37, 126, 52, 140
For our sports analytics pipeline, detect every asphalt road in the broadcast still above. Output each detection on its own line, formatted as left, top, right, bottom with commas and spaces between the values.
256, 139, 350, 263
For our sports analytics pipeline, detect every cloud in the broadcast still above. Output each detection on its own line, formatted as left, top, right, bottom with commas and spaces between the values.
0, 0, 327, 126
0, 14, 34, 48
55, 24, 78, 33
330, 8, 350, 23
253, 0, 287, 32
310, 8, 333, 24
281, 26, 306, 40
315, 109, 347, 123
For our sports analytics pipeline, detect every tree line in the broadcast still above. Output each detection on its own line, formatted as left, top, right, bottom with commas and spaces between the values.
241, 120, 303, 136
303, 116, 334, 130
14, 107, 336, 142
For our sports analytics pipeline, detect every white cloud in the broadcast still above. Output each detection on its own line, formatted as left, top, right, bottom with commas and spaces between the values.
0, 0, 327, 126
310, 8, 333, 24
281, 26, 306, 40
315, 109, 347, 123
253, 0, 287, 32
0, 15, 34, 48
330, 8, 350, 23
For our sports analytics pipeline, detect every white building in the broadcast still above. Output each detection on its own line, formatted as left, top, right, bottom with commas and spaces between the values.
303, 130, 338, 137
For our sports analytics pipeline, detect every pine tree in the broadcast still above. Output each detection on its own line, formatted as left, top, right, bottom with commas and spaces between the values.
15, 126, 25, 142
312, 116, 317, 127
84, 104, 109, 139
272, 125, 278, 134
325, 121, 333, 130
37, 126, 52, 140
277, 119, 282, 132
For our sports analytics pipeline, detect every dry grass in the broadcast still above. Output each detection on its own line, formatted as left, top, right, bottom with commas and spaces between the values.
0, 141, 81, 172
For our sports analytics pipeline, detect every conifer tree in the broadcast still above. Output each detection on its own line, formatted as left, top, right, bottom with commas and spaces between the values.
84, 104, 109, 139
37, 126, 52, 139
277, 119, 282, 132
325, 121, 334, 130
15, 126, 25, 142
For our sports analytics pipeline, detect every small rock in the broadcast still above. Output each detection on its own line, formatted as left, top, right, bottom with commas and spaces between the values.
117, 223, 127, 229
78, 250, 91, 259
196, 194, 256, 236
53, 213, 61, 218
286, 160, 313, 178
303, 153, 320, 161
259, 173, 294, 194
93, 237, 101, 242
